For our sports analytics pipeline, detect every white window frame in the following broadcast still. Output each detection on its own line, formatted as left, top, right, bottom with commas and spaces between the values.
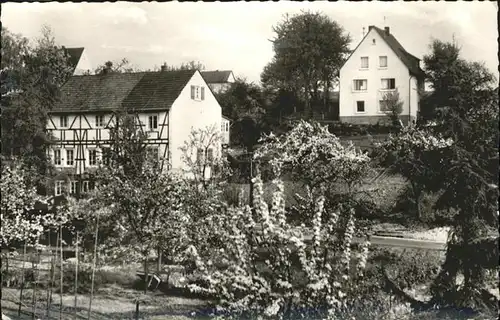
379, 56, 388, 68
95, 115, 105, 128
360, 56, 369, 69
70, 181, 78, 195
54, 149, 62, 166
381, 78, 396, 91
356, 101, 366, 114
55, 181, 64, 196
66, 149, 74, 166
353, 79, 368, 92
59, 115, 68, 128
148, 114, 158, 131
88, 149, 97, 166
191, 85, 205, 101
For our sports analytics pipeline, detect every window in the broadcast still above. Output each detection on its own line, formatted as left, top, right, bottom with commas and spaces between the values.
66, 149, 74, 166
196, 148, 204, 163
353, 79, 367, 91
379, 100, 389, 112
148, 115, 158, 131
147, 147, 159, 161
225, 122, 229, 132
102, 148, 111, 166
82, 181, 89, 193
372, 39, 376, 45
95, 115, 105, 127
379, 56, 388, 68
60, 115, 68, 128
70, 181, 78, 195
381, 78, 396, 90
55, 181, 64, 196
360, 57, 369, 69
190, 85, 205, 101
207, 148, 214, 162
221, 122, 229, 132
89, 149, 97, 166
54, 149, 61, 166
356, 101, 365, 113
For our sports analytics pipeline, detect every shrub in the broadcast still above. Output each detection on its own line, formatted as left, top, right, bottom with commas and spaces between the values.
185, 172, 372, 319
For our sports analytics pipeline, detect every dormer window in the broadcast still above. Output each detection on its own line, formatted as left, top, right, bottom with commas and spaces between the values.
190, 85, 205, 101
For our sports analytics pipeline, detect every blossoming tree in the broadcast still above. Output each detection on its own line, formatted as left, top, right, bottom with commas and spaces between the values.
186, 165, 371, 319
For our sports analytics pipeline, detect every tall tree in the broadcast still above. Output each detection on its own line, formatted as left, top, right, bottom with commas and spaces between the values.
261, 11, 351, 119
215, 79, 267, 153
1, 26, 73, 192
93, 58, 136, 75
382, 39, 498, 310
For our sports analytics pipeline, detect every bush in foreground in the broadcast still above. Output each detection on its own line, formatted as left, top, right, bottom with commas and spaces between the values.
185, 170, 372, 320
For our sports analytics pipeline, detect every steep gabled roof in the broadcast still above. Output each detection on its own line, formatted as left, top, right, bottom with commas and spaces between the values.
370, 26, 425, 79
63, 47, 84, 70
52, 70, 196, 113
201, 70, 233, 84
123, 70, 196, 111
341, 26, 425, 79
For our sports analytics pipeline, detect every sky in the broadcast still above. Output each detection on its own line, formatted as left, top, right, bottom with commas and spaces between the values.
2, 1, 498, 84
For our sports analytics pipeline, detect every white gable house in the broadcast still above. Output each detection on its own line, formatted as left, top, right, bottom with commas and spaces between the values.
47, 69, 224, 196
339, 26, 425, 125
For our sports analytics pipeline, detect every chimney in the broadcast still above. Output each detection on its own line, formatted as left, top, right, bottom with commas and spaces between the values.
384, 27, 390, 35
160, 63, 167, 72
368, 25, 375, 31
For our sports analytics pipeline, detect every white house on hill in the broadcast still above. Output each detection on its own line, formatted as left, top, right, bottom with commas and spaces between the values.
201, 70, 236, 94
339, 25, 425, 125
47, 69, 225, 196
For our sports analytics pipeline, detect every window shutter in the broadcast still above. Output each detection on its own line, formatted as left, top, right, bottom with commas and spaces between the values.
191, 85, 195, 99
201, 87, 205, 100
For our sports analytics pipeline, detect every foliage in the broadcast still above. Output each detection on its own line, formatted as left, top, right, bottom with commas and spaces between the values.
255, 120, 370, 198
92, 58, 137, 75
185, 169, 371, 319
179, 125, 232, 189
1, 160, 73, 246
1, 26, 73, 192
262, 11, 351, 118
381, 39, 498, 311
160, 60, 206, 71
374, 126, 453, 221
215, 79, 268, 152
380, 90, 404, 127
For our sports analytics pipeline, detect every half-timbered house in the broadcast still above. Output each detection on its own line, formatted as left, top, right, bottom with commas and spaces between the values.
47, 69, 224, 196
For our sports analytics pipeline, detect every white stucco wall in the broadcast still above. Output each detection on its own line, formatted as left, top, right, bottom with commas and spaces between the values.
168, 70, 222, 174
339, 28, 416, 121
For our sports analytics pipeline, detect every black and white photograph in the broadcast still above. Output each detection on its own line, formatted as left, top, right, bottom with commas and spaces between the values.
1, 1, 498, 319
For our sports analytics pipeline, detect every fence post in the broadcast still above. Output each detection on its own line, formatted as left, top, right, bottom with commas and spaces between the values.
74, 231, 79, 320
135, 299, 140, 320
18, 242, 27, 316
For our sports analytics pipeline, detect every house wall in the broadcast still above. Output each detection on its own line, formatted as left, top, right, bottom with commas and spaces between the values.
46, 110, 169, 193
168, 70, 222, 175
221, 118, 230, 145
339, 28, 417, 125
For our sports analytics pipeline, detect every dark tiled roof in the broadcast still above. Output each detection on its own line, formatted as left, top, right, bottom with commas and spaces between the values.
201, 70, 233, 84
123, 70, 195, 111
63, 47, 84, 70
53, 70, 195, 113
370, 26, 425, 79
